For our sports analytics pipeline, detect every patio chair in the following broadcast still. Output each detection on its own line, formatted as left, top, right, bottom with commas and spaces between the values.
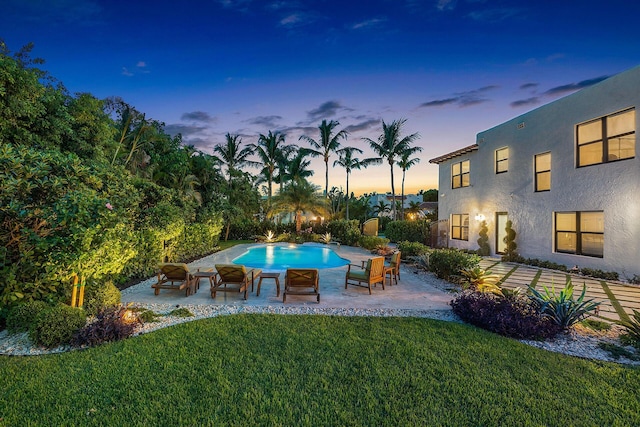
283, 268, 320, 303
212, 264, 262, 300
152, 263, 195, 296
345, 256, 385, 294
385, 251, 401, 285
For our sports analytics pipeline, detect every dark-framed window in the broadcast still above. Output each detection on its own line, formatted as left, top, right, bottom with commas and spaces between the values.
577, 108, 635, 167
534, 152, 551, 192
451, 214, 469, 241
496, 147, 509, 174
555, 211, 604, 258
451, 160, 470, 189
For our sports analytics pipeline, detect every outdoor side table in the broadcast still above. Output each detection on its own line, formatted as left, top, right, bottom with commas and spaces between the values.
193, 269, 217, 293
256, 272, 281, 297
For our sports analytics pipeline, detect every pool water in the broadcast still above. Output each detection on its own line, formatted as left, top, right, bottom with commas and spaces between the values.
233, 244, 349, 270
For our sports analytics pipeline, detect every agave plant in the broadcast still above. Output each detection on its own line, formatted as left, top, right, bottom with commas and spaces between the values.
618, 309, 640, 345
320, 232, 332, 244
263, 230, 276, 243
528, 282, 600, 329
460, 266, 502, 295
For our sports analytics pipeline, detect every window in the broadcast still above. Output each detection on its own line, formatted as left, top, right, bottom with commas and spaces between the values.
577, 108, 635, 167
451, 160, 470, 189
535, 152, 551, 192
555, 211, 604, 257
451, 214, 469, 241
496, 147, 509, 173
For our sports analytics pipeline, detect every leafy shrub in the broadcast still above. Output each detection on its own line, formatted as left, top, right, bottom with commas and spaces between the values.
523, 258, 568, 272
73, 306, 140, 347
618, 309, 640, 348
358, 236, 390, 250
460, 267, 501, 294
476, 220, 491, 256
597, 342, 640, 361
451, 290, 560, 340
579, 268, 619, 281
83, 280, 121, 317
581, 319, 611, 332
501, 220, 519, 262
29, 304, 86, 348
137, 309, 161, 323
412, 254, 430, 271
327, 220, 361, 246
384, 220, 430, 243
528, 283, 600, 329
429, 249, 481, 281
397, 241, 429, 258
168, 307, 194, 317
6, 300, 50, 334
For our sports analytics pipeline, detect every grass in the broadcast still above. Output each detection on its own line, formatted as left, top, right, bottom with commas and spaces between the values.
1, 315, 639, 426
217, 239, 253, 251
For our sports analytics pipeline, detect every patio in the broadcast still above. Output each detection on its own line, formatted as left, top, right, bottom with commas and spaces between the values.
121, 243, 454, 314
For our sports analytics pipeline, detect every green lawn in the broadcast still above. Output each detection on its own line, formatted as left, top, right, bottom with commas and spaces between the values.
217, 239, 254, 251
1, 315, 638, 426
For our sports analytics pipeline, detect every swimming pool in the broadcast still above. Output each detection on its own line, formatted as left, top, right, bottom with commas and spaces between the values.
232, 244, 350, 270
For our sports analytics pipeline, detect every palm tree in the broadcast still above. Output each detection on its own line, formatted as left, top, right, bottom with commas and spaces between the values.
406, 200, 423, 219
213, 133, 260, 189
397, 149, 422, 219
276, 180, 327, 233
363, 119, 420, 220
333, 146, 379, 220
299, 119, 348, 196
282, 149, 314, 184
372, 200, 390, 217
248, 130, 295, 208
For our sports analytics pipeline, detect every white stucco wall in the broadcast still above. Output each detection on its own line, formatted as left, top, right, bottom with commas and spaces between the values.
436, 65, 640, 277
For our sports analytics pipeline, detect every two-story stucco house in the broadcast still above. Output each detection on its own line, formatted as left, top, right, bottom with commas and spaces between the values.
429, 65, 640, 277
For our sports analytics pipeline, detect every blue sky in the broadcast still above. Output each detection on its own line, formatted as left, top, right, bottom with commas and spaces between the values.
3, 0, 639, 194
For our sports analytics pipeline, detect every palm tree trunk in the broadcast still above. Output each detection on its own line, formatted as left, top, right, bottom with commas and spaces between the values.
390, 163, 396, 220
296, 210, 302, 233
345, 173, 350, 220
324, 160, 329, 196
401, 169, 406, 220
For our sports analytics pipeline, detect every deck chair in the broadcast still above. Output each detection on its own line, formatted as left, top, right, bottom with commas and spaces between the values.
283, 268, 320, 303
385, 251, 402, 285
345, 256, 385, 294
212, 264, 262, 300
152, 263, 195, 296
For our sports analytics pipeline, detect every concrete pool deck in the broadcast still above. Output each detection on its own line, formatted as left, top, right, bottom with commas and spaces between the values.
121, 243, 455, 313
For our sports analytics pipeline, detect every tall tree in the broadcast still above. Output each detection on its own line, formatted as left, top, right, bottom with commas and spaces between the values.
282, 149, 314, 185
363, 119, 420, 220
372, 200, 390, 217
276, 180, 327, 233
299, 119, 348, 196
213, 133, 259, 189
248, 130, 294, 209
397, 149, 422, 219
333, 146, 379, 220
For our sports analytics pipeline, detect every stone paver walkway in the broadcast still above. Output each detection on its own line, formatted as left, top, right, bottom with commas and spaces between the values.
480, 258, 640, 323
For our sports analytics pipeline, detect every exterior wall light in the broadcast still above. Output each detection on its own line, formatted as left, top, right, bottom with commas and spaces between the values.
474, 214, 485, 221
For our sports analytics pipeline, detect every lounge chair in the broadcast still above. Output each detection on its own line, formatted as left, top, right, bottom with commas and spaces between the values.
212, 264, 262, 300
385, 251, 401, 285
345, 256, 385, 294
283, 268, 320, 303
152, 263, 195, 296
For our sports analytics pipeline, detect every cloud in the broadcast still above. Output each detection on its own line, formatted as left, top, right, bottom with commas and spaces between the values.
436, 0, 457, 11
216, 0, 253, 11
121, 67, 134, 77
351, 18, 387, 30
306, 100, 352, 121
519, 82, 538, 90
344, 119, 380, 133
181, 111, 217, 123
419, 85, 499, 109
510, 97, 540, 108
544, 76, 609, 96
467, 7, 520, 22
279, 11, 318, 27
164, 123, 210, 138
244, 115, 283, 127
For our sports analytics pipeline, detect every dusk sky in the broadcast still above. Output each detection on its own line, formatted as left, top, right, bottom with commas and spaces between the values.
3, 0, 639, 195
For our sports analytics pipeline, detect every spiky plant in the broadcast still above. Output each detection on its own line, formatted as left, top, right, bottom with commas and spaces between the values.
528, 283, 600, 329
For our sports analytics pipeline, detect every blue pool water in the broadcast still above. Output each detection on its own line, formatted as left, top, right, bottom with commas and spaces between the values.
233, 244, 349, 270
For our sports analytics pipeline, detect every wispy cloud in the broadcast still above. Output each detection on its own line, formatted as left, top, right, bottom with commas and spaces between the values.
164, 123, 210, 138
510, 97, 540, 108
216, 0, 253, 11
467, 7, 521, 22
519, 82, 538, 90
181, 111, 217, 123
121, 67, 133, 77
436, 0, 457, 11
279, 11, 317, 27
344, 118, 380, 133
121, 60, 150, 77
543, 76, 609, 96
306, 100, 353, 121
244, 115, 283, 127
419, 85, 499, 108
351, 18, 387, 30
